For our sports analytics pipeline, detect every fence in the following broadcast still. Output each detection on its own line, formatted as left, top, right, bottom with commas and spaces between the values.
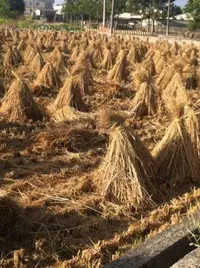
88, 26, 200, 39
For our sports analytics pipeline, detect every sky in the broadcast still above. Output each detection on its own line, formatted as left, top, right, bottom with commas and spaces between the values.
54, 0, 188, 7
175, 0, 187, 7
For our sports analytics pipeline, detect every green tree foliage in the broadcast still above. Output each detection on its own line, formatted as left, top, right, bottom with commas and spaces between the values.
0, 0, 25, 18
184, 0, 200, 30
62, 0, 181, 22
62, 0, 126, 21
126, 0, 181, 17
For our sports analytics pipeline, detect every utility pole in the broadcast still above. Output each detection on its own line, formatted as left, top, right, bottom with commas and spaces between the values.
103, 0, 106, 27
110, 0, 115, 33
166, 0, 171, 36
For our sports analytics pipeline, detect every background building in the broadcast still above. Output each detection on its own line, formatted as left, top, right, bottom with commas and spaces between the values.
24, 0, 54, 15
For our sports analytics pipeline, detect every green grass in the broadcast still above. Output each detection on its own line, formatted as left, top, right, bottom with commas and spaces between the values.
0, 17, 84, 31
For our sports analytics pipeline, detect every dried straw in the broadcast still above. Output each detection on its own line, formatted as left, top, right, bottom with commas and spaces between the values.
29, 52, 45, 75
131, 81, 159, 117
152, 103, 200, 185
49, 75, 87, 112
33, 62, 60, 96
0, 74, 42, 122
107, 50, 128, 83
95, 126, 157, 209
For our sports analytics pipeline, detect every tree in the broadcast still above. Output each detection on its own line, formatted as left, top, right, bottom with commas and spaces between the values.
0, 0, 25, 18
184, 0, 200, 30
62, 0, 126, 23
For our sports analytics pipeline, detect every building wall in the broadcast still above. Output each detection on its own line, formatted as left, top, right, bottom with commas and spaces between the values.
24, 0, 54, 14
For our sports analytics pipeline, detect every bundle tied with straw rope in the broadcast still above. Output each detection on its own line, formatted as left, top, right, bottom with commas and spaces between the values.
50, 106, 94, 125
0, 78, 5, 97
142, 56, 156, 76
88, 42, 103, 67
49, 75, 87, 112
3, 47, 21, 68
29, 52, 45, 75
131, 66, 150, 90
131, 80, 160, 117
25, 46, 38, 64
107, 49, 128, 83
101, 44, 113, 70
33, 62, 60, 96
96, 107, 127, 130
71, 67, 94, 95
184, 103, 200, 156
95, 126, 157, 209
17, 39, 26, 52
0, 72, 43, 122
34, 124, 106, 153
50, 49, 66, 72
127, 45, 141, 64
69, 45, 80, 63
152, 101, 200, 186
162, 72, 187, 108
156, 64, 178, 92
71, 51, 93, 74
182, 64, 198, 90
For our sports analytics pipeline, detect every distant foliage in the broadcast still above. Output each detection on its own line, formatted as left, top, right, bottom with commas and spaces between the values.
0, 0, 25, 18
62, 0, 126, 21
184, 0, 200, 30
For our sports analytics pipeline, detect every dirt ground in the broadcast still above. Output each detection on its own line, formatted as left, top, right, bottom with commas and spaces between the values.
0, 28, 200, 268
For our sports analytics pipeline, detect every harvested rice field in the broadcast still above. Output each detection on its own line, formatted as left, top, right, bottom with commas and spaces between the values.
1, 27, 200, 267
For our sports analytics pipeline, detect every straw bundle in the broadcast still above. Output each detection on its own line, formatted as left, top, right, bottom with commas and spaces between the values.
25, 46, 37, 64
101, 45, 113, 70
156, 64, 177, 91
71, 51, 93, 74
131, 68, 150, 90
3, 47, 21, 67
96, 107, 126, 130
50, 106, 94, 125
24, 45, 34, 60
71, 67, 93, 95
50, 50, 66, 72
50, 46, 62, 60
69, 45, 80, 63
0, 78, 5, 97
50, 75, 87, 112
29, 52, 45, 75
59, 40, 68, 53
162, 73, 187, 106
152, 104, 200, 185
44, 37, 54, 51
142, 56, 156, 76
127, 46, 141, 63
95, 126, 157, 209
88, 42, 103, 67
36, 36, 46, 51
184, 104, 200, 155
34, 125, 104, 152
68, 37, 76, 52
33, 62, 60, 96
17, 39, 26, 52
182, 64, 198, 90
131, 81, 159, 117
0, 76, 42, 122
154, 56, 167, 75
107, 50, 128, 83
170, 42, 179, 57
